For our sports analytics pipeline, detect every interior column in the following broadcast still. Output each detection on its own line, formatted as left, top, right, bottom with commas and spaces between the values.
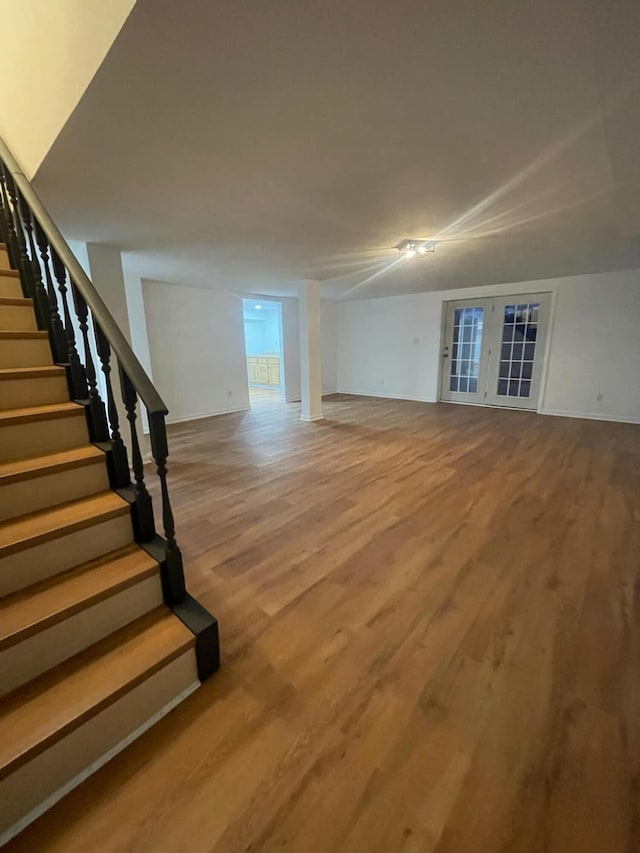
298, 279, 323, 422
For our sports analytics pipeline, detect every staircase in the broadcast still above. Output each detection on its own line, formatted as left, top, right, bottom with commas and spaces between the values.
0, 143, 219, 844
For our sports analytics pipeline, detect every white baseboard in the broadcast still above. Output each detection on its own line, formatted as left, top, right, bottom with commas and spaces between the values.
165, 405, 250, 426
540, 408, 640, 425
335, 388, 436, 403
333, 391, 639, 426
300, 414, 325, 423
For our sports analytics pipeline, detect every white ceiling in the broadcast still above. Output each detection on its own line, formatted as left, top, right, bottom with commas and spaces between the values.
34, 0, 640, 299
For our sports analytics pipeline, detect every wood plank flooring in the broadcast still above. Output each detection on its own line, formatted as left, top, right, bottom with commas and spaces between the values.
7, 395, 640, 852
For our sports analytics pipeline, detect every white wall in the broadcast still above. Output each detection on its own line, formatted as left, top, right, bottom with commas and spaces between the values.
0, 0, 136, 178
142, 281, 249, 424
321, 302, 338, 394
281, 297, 301, 403
542, 270, 640, 421
336, 268, 640, 424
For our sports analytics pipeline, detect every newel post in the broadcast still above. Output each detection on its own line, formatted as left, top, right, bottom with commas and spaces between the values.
120, 369, 155, 541
94, 323, 131, 488
148, 411, 186, 604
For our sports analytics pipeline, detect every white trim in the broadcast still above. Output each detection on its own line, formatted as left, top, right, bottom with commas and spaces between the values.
165, 405, 250, 426
336, 391, 639, 425
0, 682, 199, 848
336, 388, 436, 403
540, 409, 640, 425
300, 414, 325, 422
536, 287, 558, 413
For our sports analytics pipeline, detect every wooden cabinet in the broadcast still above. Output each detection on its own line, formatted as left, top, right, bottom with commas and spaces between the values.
247, 355, 280, 387
247, 358, 259, 384
268, 360, 280, 385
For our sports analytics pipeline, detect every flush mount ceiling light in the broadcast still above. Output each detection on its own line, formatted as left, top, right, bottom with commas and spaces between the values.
396, 238, 437, 259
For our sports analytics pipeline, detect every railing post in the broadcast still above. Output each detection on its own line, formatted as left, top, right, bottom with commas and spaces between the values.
12, 192, 39, 304
0, 160, 19, 270
94, 322, 131, 487
120, 369, 155, 541
50, 248, 88, 400
3, 171, 40, 307
148, 411, 186, 603
71, 283, 110, 442
33, 219, 70, 363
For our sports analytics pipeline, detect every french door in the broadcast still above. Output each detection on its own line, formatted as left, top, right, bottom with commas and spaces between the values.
440, 293, 551, 410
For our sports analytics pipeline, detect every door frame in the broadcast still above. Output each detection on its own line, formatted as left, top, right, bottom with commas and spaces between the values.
437, 287, 557, 414
241, 296, 287, 402
484, 293, 552, 410
439, 298, 493, 405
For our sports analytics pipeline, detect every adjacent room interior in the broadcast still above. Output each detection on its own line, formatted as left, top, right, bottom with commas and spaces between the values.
242, 298, 285, 405
0, 1, 639, 851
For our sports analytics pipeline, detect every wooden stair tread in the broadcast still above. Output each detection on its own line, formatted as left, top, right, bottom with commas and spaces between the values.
0, 545, 158, 651
0, 269, 20, 278
0, 608, 194, 780
0, 330, 48, 340
0, 401, 84, 425
0, 296, 32, 306
0, 491, 130, 558
0, 365, 65, 380
0, 445, 104, 484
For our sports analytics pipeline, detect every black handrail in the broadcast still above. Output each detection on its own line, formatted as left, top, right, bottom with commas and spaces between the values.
0, 135, 220, 679
0, 134, 191, 608
0, 137, 166, 415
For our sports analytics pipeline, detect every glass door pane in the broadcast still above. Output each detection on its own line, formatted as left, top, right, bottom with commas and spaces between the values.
440, 299, 492, 403
496, 302, 539, 400
485, 293, 550, 410
450, 306, 484, 394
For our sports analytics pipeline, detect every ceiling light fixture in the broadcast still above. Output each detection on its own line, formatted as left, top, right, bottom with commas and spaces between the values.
254, 304, 262, 310
396, 238, 437, 259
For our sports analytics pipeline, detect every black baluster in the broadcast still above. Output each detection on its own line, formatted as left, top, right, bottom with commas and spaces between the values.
148, 412, 186, 603
0, 167, 11, 260
120, 370, 155, 541
12, 192, 51, 331
32, 219, 69, 362
50, 248, 88, 400
71, 283, 109, 442
0, 160, 18, 270
3, 172, 37, 303
94, 323, 130, 487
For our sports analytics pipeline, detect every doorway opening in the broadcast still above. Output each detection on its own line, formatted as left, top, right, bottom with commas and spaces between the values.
243, 299, 285, 405
440, 293, 551, 410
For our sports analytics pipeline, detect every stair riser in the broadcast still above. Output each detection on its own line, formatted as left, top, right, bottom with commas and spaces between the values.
0, 574, 163, 697
0, 252, 10, 271
0, 277, 22, 299
0, 375, 69, 411
0, 303, 36, 331
0, 513, 134, 596
0, 414, 88, 462
0, 338, 52, 368
0, 463, 109, 522
0, 650, 198, 845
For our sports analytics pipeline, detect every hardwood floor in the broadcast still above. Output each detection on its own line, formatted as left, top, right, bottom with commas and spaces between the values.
249, 386, 283, 404
7, 395, 640, 852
